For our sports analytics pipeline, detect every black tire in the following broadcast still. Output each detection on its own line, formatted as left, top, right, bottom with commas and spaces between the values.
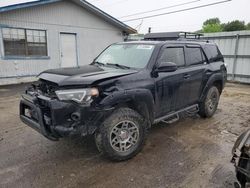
237, 153, 250, 188
199, 86, 220, 118
95, 107, 147, 161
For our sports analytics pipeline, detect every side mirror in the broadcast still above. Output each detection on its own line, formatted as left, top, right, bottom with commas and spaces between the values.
156, 62, 178, 73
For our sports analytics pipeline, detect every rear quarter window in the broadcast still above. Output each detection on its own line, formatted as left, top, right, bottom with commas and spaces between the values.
203, 44, 224, 63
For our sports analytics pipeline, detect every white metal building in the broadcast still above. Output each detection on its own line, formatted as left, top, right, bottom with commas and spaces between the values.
204, 31, 250, 84
0, 0, 136, 85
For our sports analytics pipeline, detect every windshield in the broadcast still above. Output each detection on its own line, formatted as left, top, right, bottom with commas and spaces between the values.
94, 44, 155, 69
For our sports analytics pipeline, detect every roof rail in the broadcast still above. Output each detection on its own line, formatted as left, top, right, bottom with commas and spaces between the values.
177, 38, 210, 43
143, 31, 207, 42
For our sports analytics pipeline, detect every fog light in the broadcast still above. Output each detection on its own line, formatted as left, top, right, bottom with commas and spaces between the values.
71, 112, 80, 121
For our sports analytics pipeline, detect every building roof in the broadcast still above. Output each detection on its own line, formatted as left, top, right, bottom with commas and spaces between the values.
0, 0, 137, 34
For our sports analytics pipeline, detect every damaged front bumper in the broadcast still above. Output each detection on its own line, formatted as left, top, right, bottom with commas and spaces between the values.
231, 129, 250, 179
20, 93, 113, 141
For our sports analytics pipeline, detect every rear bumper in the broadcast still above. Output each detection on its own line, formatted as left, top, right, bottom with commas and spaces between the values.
20, 93, 113, 141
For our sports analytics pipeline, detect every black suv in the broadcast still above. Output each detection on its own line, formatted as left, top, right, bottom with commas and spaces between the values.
20, 39, 227, 161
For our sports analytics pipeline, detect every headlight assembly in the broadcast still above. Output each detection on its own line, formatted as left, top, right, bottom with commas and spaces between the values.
55, 88, 99, 104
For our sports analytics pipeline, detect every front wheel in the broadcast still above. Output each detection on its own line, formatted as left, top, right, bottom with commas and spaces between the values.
95, 108, 147, 161
199, 86, 220, 118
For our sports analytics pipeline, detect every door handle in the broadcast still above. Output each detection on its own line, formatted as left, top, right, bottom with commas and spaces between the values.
183, 74, 190, 79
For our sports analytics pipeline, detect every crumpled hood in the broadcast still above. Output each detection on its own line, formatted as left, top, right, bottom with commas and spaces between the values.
38, 65, 138, 86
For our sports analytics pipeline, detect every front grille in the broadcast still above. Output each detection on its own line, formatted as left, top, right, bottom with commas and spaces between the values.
37, 80, 59, 98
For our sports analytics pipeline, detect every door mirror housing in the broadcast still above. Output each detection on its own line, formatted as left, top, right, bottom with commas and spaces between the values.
156, 62, 178, 73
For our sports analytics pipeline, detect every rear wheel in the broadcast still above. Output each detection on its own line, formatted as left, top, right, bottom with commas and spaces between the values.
199, 86, 220, 118
95, 107, 147, 161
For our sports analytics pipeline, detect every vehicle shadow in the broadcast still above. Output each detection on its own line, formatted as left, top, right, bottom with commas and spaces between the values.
58, 114, 198, 161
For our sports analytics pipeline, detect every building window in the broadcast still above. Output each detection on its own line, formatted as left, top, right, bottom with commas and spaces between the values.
2, 27, 48, 57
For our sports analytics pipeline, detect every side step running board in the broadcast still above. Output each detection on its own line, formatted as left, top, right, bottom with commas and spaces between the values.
153, 104, 199, 124
185, 105, 199, 116
161, 114, 179, 124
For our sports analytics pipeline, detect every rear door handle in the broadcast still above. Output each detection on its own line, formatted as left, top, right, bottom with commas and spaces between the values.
183, 74, 190, 79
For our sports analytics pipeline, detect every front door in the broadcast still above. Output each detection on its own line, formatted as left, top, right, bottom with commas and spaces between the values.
154, 45, 187, 118
60, 33, 78, 68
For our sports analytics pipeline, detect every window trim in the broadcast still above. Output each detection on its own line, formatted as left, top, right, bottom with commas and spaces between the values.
1, 26, 49, 59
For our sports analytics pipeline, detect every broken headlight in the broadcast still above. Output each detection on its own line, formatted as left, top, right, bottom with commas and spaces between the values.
55, 88, 99, 104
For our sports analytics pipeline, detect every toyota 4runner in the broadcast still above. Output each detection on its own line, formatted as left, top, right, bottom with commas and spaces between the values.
20, 39, 227, 161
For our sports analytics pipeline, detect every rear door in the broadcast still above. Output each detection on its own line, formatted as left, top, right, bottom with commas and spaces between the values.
183, 45, 208, 105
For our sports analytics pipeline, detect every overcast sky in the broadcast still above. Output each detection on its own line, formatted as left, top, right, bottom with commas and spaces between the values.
0, 0, 249, 33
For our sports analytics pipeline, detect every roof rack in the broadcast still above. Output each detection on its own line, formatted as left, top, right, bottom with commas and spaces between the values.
143, 32, 208, 42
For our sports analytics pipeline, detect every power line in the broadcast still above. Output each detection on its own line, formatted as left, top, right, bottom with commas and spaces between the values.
135, 19, 144, 32
118, 0, 201, 19
122, 0, 232, 22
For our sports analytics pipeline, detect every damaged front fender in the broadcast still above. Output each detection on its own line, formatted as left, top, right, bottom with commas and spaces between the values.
98, 88, 155, 123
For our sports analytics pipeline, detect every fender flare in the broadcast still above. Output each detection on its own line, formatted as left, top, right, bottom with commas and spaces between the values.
199, 73, 224, 102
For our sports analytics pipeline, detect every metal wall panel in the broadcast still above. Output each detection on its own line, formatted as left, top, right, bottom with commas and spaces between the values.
0, 0, 124, 85
224, 57, 234, 73
204, 31, 250, 83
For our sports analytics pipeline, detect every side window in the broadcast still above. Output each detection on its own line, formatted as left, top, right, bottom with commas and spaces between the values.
203, 44, 223, 63
158, 47, 185, 67
186, 47, 204, 66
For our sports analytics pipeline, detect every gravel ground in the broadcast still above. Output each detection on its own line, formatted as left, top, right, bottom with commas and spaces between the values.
0, 83, 249, 188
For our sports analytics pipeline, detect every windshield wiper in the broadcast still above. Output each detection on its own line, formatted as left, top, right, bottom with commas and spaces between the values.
91, 61, 105, 67
106, 63, 130, 69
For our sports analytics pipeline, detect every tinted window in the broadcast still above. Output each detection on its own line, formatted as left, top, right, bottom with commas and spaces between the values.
186, 47, 204, 65
158, 47, 185, 67
203, 44, 223, 62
